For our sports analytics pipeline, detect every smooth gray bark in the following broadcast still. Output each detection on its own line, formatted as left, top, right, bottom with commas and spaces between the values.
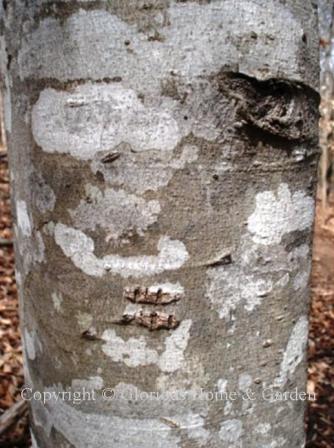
1, 1, 319, 447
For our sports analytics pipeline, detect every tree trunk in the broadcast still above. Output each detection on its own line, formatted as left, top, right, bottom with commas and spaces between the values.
1, 1, 319, 447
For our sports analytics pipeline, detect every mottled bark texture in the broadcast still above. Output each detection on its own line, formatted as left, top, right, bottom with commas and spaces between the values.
1, 1, 319, 447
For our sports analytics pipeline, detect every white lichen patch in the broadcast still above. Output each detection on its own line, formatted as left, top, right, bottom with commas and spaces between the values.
19, 2, 311, 88
293, 269, 311, 291
70, 186, 160, 240
219, 419, 243, 444
255, 423, 271, 435
158, 319, 192, 373
14, 200, 46, 273
206, 234, 312, 321
223, 400, 233, 416
34, 173, 56, 213
206, 266, 273, 320
24, 329, 36, 361
16, 200, 32, 237
156, 355, 210, 393
275, 273, 290, 289
15, 227, 45, 275
54, 223, 189, 278
238, 373, 252, 392
3, 73, 12, 134
260, 438, 286, 448
171, 413, 210, 446
33, 232, 46, 264
51, 291, 63, 313
275, 316, 308, 387
248, 184, 315, 245
101, 331, 159, 368
102, 320, 192, 373
32, 84, 180, 160
91, 143, 199, 194
217, 379, 228, 394
24, 328, 42, 361
76, 312, 93, 329
15, 270, 22, 287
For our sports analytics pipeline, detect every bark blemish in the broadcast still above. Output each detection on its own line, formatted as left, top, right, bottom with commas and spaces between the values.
101, 152, 121, 164
114, 311, 179, 331
81, 328, 99, 341
206, 252, 232, 267
217, 72, 319, 143
124, 282, 184, 305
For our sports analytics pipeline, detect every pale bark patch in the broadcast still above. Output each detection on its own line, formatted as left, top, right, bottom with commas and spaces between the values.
219, 419, 243, 444
247, 183, 315, 245
238, 373, 253, 392
32, 84, 181, 159
33, 173, 56, 214
275, 316, 309, 387
51, 292, 63, 313
18, 2, 313, 87
102, 319, 192, 372
255, 423, 271, 435
23, 328, 42, 361
70, 186, 161, 241
90, 143, 198, 194
16, 200, 32, 237
206, 267, 273, 320
54, 223, 189, 278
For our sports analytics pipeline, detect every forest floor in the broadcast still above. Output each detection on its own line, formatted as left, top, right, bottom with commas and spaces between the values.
0, 148, 333, 447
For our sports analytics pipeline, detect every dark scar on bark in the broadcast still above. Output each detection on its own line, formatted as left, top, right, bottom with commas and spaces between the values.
81, 328, 101, 341
206, 253, 232, 267
124, 286, 183, 305
101, 152, 121, 164
113, 311, 180, 331
216, 72, 320, 144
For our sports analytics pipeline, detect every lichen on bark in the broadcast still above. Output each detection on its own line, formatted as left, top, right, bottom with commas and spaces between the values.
1, 0, 319, 447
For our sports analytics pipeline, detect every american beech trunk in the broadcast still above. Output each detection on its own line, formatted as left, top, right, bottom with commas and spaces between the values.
1, 1, 319, 447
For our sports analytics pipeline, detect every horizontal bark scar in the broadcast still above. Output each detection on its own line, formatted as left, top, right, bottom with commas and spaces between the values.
113, 311, 180, 331
217, 72, 320, 143
124, 285, 183, 304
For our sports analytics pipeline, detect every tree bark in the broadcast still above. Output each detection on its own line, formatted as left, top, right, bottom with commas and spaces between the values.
1, 1, 319, 447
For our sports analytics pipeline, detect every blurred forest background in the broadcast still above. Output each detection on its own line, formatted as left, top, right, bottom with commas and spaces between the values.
0, 2, 334, 447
